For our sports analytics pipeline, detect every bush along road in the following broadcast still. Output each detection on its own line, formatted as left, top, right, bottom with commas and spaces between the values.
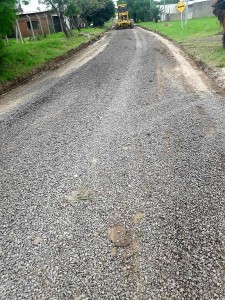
0, 27, 225, 299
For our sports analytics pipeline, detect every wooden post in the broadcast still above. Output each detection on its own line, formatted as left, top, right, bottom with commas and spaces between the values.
26, 14, 35, 39
181, 12, 183, 29
16, 19, 24, 43
15, 25, 18, 43
36, 14, 44, 36
44, 13, 51, 34
51, 15, 56, 33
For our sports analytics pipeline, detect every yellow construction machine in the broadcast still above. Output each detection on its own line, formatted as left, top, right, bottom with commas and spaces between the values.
115, 4, 134, 29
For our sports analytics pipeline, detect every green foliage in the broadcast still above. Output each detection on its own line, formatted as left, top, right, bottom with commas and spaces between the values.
0, 26, 109, 85
159, 0, 177, 4
139, 17, 221, 41
87, 0, 115, 27
0, 0, 16, 37
117, 0, 160, 22
65, 0, 80, 16
0, 0, 31, 52
0, 39, 5, 63
151, 5, 163, 22
40, 0, 112, 31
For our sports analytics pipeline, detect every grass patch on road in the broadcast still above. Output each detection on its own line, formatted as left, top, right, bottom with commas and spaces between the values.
0, 26, 109, 86
139, 17, 225, 68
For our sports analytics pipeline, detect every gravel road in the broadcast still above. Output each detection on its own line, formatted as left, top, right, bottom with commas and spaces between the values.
0, 27, 225, 300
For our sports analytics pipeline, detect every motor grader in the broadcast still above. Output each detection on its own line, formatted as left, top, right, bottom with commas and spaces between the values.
115, 4, 134, 29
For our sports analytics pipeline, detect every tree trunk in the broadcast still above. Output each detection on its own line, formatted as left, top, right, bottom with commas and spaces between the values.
59, 12, 69, 37
59, 12, 73, 37
74, 16, 81, 31
223, 31, 225, 49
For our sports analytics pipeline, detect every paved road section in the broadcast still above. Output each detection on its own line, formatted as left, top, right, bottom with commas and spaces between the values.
1, 28, 225, 299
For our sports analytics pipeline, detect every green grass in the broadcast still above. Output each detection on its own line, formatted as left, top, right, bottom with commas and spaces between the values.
0, 26, 110, 85
139, 17, 225, 68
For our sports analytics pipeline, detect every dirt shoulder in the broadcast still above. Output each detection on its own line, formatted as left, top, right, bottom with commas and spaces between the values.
1, 25, 224, 97
0, 30, 111, 95
0, 32, 112, 114
139, 25, 225, 92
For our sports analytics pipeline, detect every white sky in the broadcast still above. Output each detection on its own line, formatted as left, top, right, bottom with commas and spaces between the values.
21, 0, 47, 13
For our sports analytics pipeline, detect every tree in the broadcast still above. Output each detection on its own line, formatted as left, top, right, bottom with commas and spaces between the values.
64, 0, 114, 29
212, 0, 225, 49
39, 0, 73, 37
0, 0, 17, 38
117, 0, 161, 22
87, 0, 115, 27
77, 0, 108, 25
150, 6, 160, 22
0, 0, 30, 50
64, 0, 82, 30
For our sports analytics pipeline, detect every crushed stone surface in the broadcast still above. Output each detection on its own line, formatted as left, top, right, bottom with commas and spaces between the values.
0, 28, 225, 299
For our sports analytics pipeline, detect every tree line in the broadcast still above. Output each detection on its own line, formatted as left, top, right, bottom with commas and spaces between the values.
117, 0, 162, 22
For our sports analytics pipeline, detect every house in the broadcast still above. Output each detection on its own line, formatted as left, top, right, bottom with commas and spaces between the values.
17, 11, 62, 38
159, 0, 215, 21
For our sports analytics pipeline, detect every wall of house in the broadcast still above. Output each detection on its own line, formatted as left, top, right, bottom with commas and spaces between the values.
192, 1, 214, 18
18, 13, 54, 38
160, 0, 214, 22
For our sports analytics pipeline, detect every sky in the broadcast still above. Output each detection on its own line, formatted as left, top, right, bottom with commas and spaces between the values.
21, 0, 47, 13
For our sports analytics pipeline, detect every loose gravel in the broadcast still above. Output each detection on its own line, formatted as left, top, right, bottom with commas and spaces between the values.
0, 28, 225, 299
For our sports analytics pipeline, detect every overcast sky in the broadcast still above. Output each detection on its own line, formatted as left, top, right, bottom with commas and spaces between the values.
21, 0, 47, 13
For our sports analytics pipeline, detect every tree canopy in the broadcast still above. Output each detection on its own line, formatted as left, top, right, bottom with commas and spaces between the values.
0, 0, 30, 51
39, 0, 115, 35
0, 0, 16, 37
86, 0, 115, 27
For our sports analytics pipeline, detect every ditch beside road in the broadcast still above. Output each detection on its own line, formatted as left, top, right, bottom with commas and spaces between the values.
138, 17, 225, 91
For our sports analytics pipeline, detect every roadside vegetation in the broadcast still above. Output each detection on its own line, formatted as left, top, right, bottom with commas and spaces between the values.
0, 0, 114, 87
0, 26, 110, 85
139, 17, 225, 68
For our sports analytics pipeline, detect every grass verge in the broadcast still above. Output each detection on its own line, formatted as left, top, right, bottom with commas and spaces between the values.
0, 26, 110, 88
139, 17, 225, 68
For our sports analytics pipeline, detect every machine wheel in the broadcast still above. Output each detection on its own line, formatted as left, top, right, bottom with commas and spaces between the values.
223, 31, 225, 49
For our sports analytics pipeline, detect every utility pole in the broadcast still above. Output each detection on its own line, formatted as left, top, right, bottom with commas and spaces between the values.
164, 0, 166, 21
185, 0, 189, 25
149, 0, 151, 20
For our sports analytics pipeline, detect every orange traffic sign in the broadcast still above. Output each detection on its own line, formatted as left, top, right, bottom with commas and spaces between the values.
176, 1, 186, 13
